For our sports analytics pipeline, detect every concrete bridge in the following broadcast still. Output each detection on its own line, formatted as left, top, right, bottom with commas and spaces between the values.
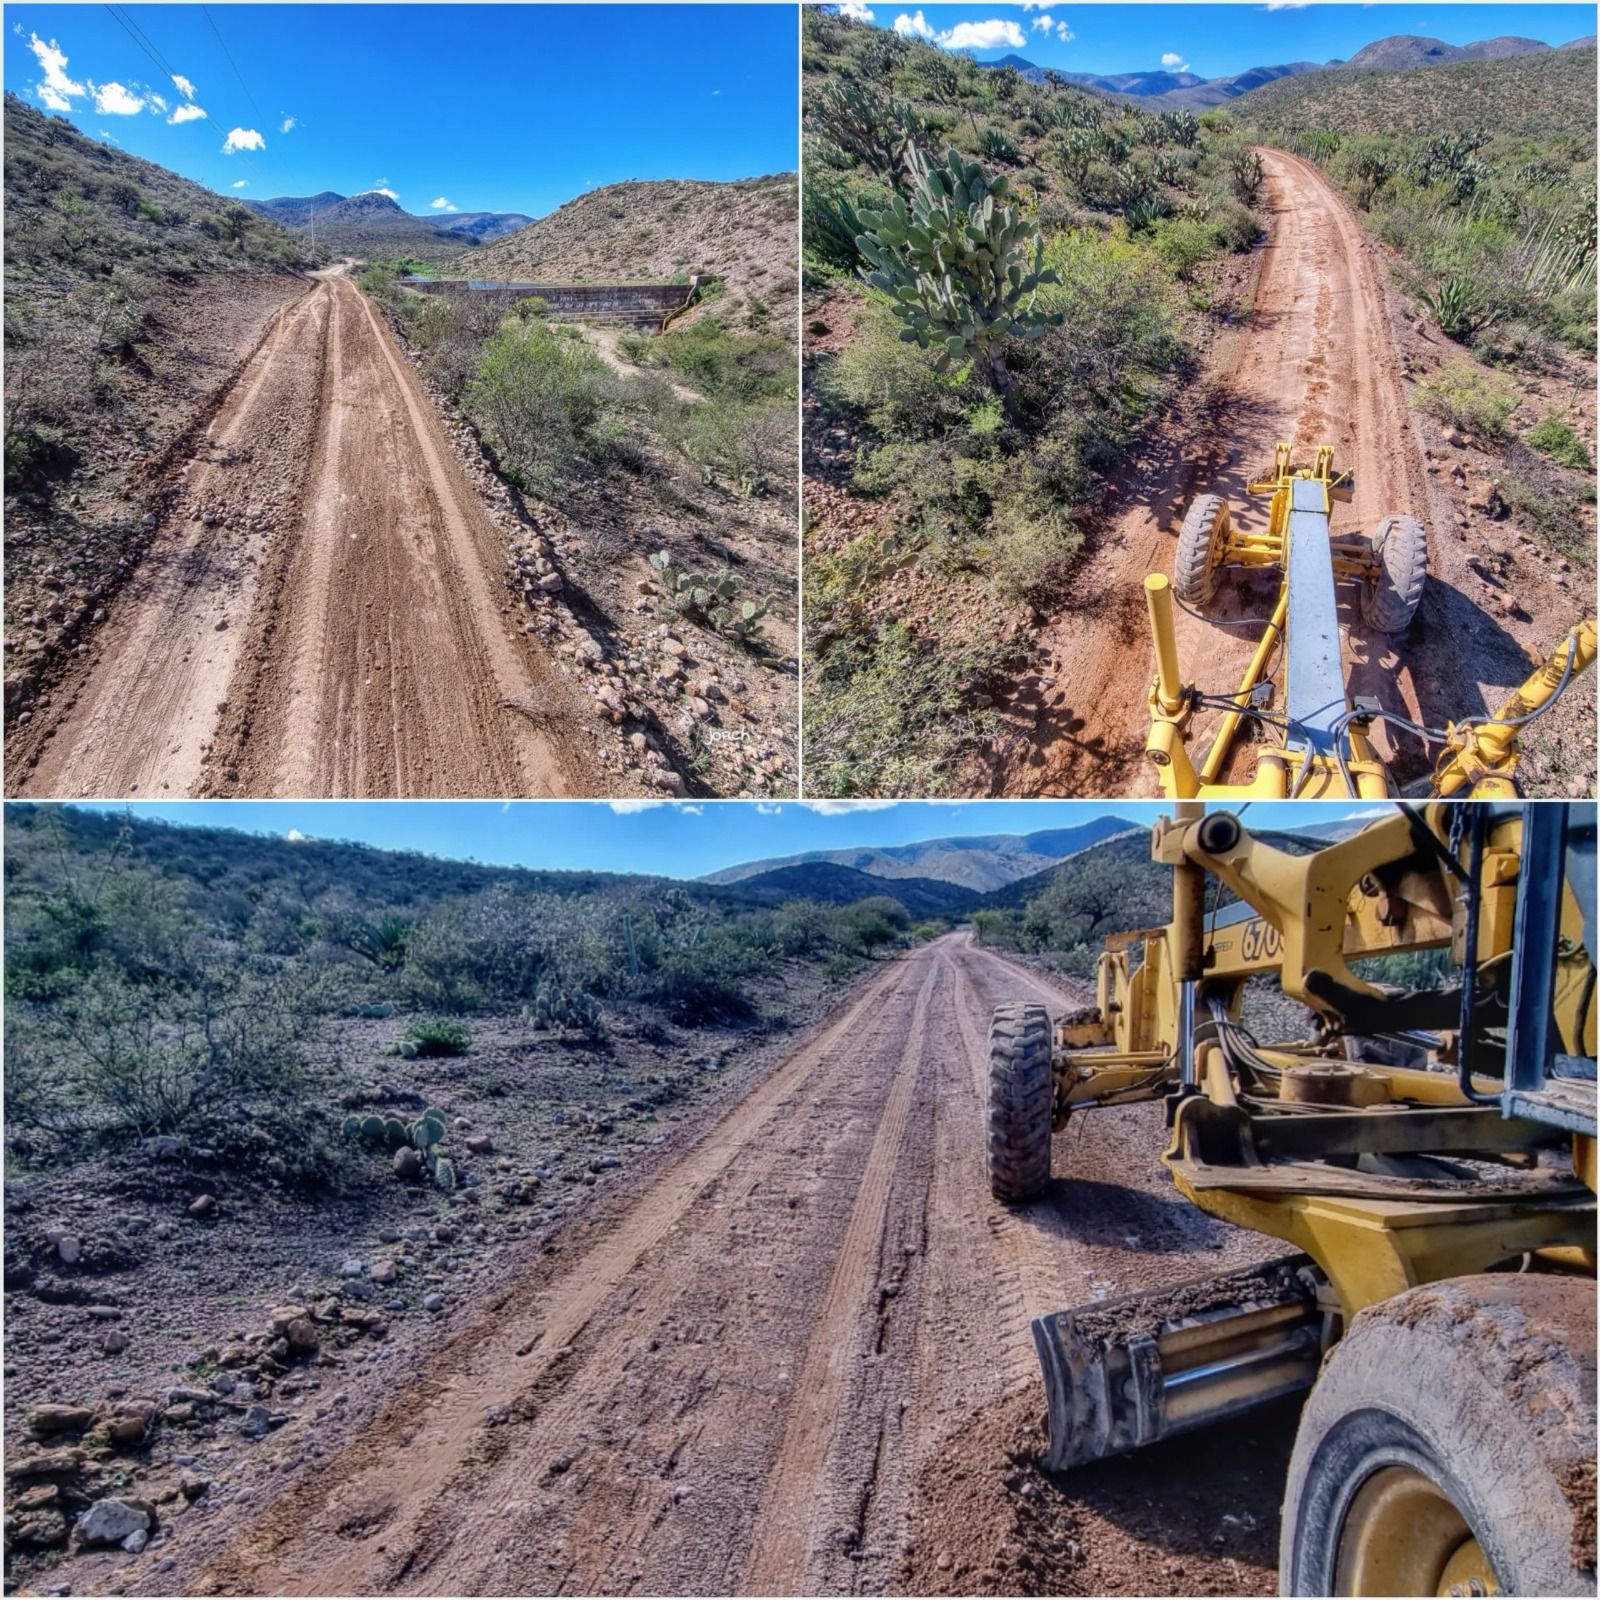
399, 276, 703, 329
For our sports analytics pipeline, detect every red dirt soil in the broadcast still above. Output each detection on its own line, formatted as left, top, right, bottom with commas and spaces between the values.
7, 271, 609, 800
103, 933, 1286, 1598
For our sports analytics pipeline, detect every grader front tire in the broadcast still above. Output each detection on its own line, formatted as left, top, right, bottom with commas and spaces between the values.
1360, 513, 1427, 633
987, 1004, 1053, 1205
1280, 1274, 1596, 1597
1173, 493, 1230, 608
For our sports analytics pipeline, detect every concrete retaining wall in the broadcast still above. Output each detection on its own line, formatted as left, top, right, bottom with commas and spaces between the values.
400, 277, 696, 325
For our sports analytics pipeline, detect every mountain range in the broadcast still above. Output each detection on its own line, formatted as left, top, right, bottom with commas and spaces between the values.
241, 190, 531, 263
703, 815, 1141, 892
986, 31, 1595, 111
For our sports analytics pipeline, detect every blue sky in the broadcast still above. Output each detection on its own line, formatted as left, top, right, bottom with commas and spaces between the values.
838, 3, 1594, 78
43, 800, 1391, 880
4, 5, 796, 216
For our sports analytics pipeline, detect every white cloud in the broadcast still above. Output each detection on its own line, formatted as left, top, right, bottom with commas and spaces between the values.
937, 18, 1026, 50
838, 0, 875, 17
754, 802, 784, 815
1032, 15, 1052, 31
286, 828, 310, 843
232, 179, 248, 189
1053, 20, 1074, 40
359, 186, 400, 201
1161, 51, 1191, 71
680, 804, 706, 815
171, 73, 196, 100
28, 33, 84, 112
608, 800, 667, 813
168, 102, 207, 124
1019, 1, 1057, 8
92, 80, 146, 115
279, 114, 296, 133
429, 196, 456, 211
147, 93, 167, 113
797, 800, 901, 815
893, 10, 935, 39
222, 127, 265, 154
1262, 2, 1309, 9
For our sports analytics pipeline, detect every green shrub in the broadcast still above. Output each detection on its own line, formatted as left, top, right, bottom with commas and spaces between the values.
822, 299, 972, 439
465, 321, 623, 495
983, 481, 1084, 604
403, 1017, 473, 1057
1415, 359, 1518, 438
1525, 415, 1592, 471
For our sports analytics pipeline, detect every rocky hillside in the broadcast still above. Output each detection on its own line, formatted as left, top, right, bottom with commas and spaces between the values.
1236, 41, 1599, 137
4, 96, 314, 289
4, 95, 315, 700
466, 173, 798, 342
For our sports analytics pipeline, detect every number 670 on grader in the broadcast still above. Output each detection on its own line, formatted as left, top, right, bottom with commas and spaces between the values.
987, 801, 1597, 1595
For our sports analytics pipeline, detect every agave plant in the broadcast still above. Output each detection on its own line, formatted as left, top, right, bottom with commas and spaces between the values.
1420, 276, 1485, 341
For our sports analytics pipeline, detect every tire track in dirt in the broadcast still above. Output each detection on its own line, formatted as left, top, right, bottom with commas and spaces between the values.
739, 957, 938, 1591
999, 147, 1467, 798
12, 271, 605, 799
11, 283, 327, 797
188, 952, 924, 1596
168, 934, 1276, 1600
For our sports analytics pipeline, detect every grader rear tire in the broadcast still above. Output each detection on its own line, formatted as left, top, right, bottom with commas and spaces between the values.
1173, 493, 1229, 607
987, 1004, 1053, 1204
1360, 514, 1427, 633
1280, 1274, 1596, 1597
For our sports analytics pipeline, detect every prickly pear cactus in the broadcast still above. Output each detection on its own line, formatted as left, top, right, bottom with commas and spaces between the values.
342, 1115, 363, 1140
360, 1115, 386, 1143
854, 148, 1061, 412
412, 1115, 446, 1151
383, 1116, 409, 1146
434, 1157, 457, 1194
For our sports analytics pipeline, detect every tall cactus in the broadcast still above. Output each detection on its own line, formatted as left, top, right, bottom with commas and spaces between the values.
1232, 148, 1265, 205
810, 80, 923, 192
854, 148, 1062, 418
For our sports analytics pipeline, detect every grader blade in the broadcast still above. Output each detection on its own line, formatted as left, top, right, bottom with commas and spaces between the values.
1031, 1255, 1323, 1472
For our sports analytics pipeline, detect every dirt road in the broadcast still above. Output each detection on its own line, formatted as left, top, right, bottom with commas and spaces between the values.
177, 933, 1280, 1599
1001, 147, 1561, 797
9, 271, 603, 799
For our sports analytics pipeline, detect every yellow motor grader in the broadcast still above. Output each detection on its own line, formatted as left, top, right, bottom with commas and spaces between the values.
1145, 445, 1597, 799
986, 801, 1597, 1595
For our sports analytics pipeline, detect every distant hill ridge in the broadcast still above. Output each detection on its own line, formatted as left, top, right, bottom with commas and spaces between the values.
241, 189, 531, 264
703, 815, 1141, 892
983, 30, 1589, 111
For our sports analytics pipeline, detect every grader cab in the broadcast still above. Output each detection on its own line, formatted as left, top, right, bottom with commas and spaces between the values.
1143, 444, 1597, 800
986, 802, 1598, 1595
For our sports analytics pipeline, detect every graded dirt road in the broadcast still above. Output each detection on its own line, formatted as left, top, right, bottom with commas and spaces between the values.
1000, 147, 1561, 798
9, 271, 602, 799
174, 933, 1280, 1599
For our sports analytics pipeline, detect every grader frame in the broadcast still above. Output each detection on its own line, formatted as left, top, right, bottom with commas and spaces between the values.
991, 803, 1597, 1531
1144, 443, 1598, 800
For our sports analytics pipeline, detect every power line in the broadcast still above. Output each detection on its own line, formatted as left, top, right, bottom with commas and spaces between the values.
202, 4, 264, 125
103, 5, 182, 94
